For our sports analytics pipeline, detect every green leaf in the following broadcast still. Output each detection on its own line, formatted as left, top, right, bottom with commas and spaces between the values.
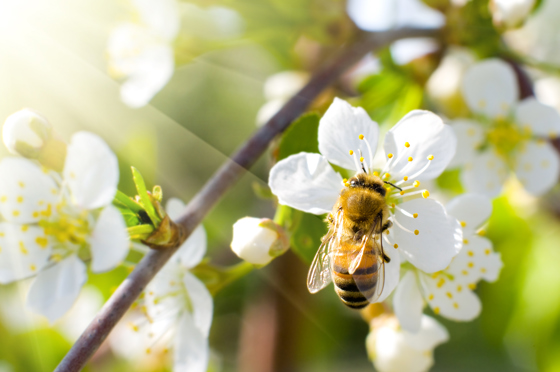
113, 190, 143, 214
277, 112, 320, 161
436, 169, 465, 195
289, 209, 328, 264
131, 167, 161, 225
115, 205, 141, 228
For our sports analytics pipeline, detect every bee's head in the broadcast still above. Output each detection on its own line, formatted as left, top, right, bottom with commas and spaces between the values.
348, 173, 386, 196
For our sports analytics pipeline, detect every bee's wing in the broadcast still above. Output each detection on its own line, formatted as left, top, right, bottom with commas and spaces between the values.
349, 216, 386, 303
307, 210, 342, 294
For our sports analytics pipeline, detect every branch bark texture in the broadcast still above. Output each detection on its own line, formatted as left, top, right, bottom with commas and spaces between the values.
54, 27, 440, 372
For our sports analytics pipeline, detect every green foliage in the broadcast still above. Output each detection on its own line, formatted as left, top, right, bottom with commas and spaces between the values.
277, 112, 321, 161
280, 206, 328, 264
436, 169, 465, 194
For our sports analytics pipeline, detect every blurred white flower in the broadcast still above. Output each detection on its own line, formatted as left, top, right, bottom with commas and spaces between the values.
269, 98, 462, 302
107, 0, 180, 108
0, 129, 128, 322
2, 109, 51, 158
119, 197, 212, 372
535, 76, 560, 114
393, 194, 503, 332
366, 314, 448, 372
449, 58, 560, 197
256, 71, 309, 126
231, 217, 289, 266
490, 0, 535, 28
346, 0, 444, 65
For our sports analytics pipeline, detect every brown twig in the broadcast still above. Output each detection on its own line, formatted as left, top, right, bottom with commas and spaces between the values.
54, 27, 441, 372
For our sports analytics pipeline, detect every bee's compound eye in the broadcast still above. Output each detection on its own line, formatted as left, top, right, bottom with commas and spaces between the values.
350, 180, 358, 187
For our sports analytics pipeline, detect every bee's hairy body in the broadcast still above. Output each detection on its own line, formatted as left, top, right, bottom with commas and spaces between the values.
328, 173, 391, 309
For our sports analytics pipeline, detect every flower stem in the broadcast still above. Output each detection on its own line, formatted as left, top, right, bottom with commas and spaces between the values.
54, 27, 442, 372
210, 261, 255, 296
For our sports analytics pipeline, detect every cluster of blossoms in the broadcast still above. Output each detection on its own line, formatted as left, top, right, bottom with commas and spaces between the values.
0, 109, 128, 322
268, 97, 505, 371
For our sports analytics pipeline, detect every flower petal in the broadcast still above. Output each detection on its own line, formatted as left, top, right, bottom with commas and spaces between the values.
174, 312, 209, 372
515, 98, 560, 137
165, 197, 186, 221
0, 223, 51, 284
183, 271, 213, 337
513, 140, 560, 196
389, 198, 462, 273
447, 235, 503, 284
384, 110, 456, 181
375, 245, 401, 303
393, 271, 424, 333
132, 0, 180, 40
461, 59, 518, 119
402, 315, 449, 350
178, 225, 207, 269
269, 152, 342, 215
64, 132, 119, 210
448, 119, 485, 168
90, 205, 129, 272
460, 150, 509, 197
26, 255, 87, 323
446, 194, 492, 237
318, 98, 379, 171
0, 157, 58, 223
419, 272, 481, 321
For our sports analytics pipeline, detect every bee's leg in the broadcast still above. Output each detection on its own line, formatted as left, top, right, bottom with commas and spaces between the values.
382, 253, 391, 263
381, 220, 393, 232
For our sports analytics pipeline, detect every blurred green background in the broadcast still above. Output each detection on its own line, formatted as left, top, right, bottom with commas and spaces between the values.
0, 0, 559, 371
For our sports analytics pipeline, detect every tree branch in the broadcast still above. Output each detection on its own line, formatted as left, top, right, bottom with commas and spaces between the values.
54, 27, 441, 372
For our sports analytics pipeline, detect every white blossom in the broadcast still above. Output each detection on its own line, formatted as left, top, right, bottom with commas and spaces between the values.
120, 198, 212, 372
490, 0, 536, 28
107, 0, 180, 108
231, 217, 289, 266
393, 194, 503, 333
269, 98, 462, 302
2, 109, 51, 158
0, 130, 128, 322
449, 58, 560, 197
365, 314, 449, 372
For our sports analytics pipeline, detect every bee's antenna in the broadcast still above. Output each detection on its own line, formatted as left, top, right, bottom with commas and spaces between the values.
384, 181, 402, 191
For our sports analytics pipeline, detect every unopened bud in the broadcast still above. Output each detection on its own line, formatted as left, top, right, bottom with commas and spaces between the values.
490, 0, 535, 29
231, 217, 289, 266
3, 109, 52, 158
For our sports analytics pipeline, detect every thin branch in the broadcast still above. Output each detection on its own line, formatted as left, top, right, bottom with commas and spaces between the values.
54, 27, 441, 372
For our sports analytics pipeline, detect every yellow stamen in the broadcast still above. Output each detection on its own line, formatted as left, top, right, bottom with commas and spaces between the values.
403, 176, 408, 181
463, 239, 469, 244
404, 142, 410, 148
413, 213, 418, 218
373, 171, 379, 176
414, 230, 419, 235
387, 153, 393, 159
344, 182, 350, 187
446, 292, 453, 299
359, 156, 364, 162
359, 134, 364, 140
468, 283, 476, 290
413, 180, 420, 187
422, 190, 430, 198
434, 307, 440, 314
408, 157, 413, 162
468, 250, 474, 257
383, 173, 390, 179
460, 221, 466, 228
393, 244, 398, 249
428, 294, 434, 300
349, 150, 354, 155
427, 155, 434, 161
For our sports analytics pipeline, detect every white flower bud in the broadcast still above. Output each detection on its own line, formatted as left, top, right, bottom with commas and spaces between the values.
231, 217, 289, 266
366, 315, 448, 372
490, 0, 535, 28
3, 109, 52, 158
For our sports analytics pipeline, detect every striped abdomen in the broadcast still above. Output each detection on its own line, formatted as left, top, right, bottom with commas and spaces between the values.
332, 245, 379, 309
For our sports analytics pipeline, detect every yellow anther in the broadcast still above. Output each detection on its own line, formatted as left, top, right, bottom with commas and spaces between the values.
349, 150, 354, 155
30, 264, 36, 271
467, 128, 476, 136
437, 278, 445, 288
342, 178, 348, 183
463, 239, 469, 244
446, 292, 453, 299
344, 182, 350, 187
422, 190, 430, 198
391, 203, 395, 208
18, 181, 24, 188
17, 196, 23, 203
408, 157, 413, 162
413, 213, 418, 218
460, 221, 466, 228
428, 294, 434, 300
468, 250, 474, 257
413, 180, 420, 187
12, 210, 20, 217
146, 348, 151, 355
457, 285, 462, 292
387, 153, 393, 159
0, 196, 5, 202
468, 262, 474, 268
19, 242, 28, 255
427, 155, 434, 161
52, 254, 62, 262
403, 176, 408, 181
468, 283, 476, 290
400, 191, 405, 195
359, 134, 364, 140
21, 225, 28, 232
404, 142, 410, 148
462, 270, 468, 275
434, 307, 440, 314
414, 230, 419, 235
373, 171, 379, 176
383, 173, 390, 179
359, 157, 364, 162
453, 302, 459, 309
129, 323, 139, 332
385, 230, 390, 235
485, 249, 491, 255
393, 244, 398, 249
481, 268, 487, 273
478, 229, 486, 236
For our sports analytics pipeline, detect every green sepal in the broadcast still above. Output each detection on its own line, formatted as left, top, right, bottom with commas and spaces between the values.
131, 166, 161, 225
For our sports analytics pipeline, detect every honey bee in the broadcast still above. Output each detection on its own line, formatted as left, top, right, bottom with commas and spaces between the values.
307, 172, 397, 309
